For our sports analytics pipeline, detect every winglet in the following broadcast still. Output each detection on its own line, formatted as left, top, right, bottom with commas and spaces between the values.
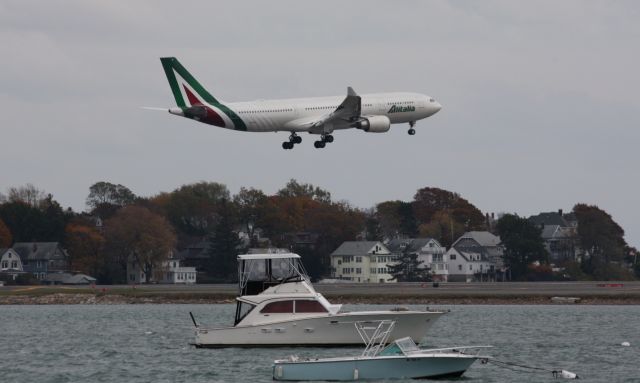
347, 86, 358, 97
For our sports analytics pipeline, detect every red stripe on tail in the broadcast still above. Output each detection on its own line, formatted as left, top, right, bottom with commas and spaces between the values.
183, 85, 226, 127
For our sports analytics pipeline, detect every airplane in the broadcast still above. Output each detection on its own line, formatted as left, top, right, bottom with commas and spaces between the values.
157, 57, 441, 149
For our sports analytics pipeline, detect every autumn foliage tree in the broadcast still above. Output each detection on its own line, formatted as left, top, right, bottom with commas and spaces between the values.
413, 187, 485, 229
277, 179, 332, 203
234, 187, 268, 246
418, 210, 467, 248
0, 218, 12, 247
64, 223, 105, 278
165, 182, 230, 237
103, 206, 176, 283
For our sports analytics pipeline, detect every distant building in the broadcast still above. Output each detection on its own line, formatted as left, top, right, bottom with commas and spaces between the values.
12, 242, 70, 281
127, 252, 197, 284
529, 209, 579, 263
0, 248, 26, 281
386, 238, 447, 281
445, 231, 505, 282
281, 232, 320, 251
330, 241, 397, 283
176, 240, 210, 273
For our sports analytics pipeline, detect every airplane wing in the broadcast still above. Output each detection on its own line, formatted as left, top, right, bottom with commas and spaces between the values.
306, 87, 362, 134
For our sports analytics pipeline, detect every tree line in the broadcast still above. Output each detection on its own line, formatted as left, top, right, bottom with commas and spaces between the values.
0, 181, 637, 283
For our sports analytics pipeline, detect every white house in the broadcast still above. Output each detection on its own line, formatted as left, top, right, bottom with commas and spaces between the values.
330, 241, 397, 283
127, 254, 197, 284
0, 248, 25, 280
386, 238, 448, 281
446, 231, 505, 282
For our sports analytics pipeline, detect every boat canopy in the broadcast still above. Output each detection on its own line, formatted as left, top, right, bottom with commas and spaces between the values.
237, 252, 309, 296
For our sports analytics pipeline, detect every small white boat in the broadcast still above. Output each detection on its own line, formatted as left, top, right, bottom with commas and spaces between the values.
193, 253, 444, 347
273, 320, 491, 381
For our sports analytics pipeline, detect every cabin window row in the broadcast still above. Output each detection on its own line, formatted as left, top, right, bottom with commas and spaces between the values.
386, 101, 414, 105
260, 300, 327, 314
238, 109, 293, 114
305, 106, 338, 111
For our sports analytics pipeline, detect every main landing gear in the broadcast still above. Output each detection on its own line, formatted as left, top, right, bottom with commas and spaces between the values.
314, 134, 333, 149
282, 133, 302, 150
408, 121, 416, 135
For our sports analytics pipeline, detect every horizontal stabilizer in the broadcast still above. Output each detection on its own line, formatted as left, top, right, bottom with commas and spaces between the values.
141, 106, 169, 111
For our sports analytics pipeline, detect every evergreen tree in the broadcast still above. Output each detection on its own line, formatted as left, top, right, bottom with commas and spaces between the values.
496, 214, 547, 280
573, 204, 628, 280
387, 251, 432, 282
207, 199, 241, 282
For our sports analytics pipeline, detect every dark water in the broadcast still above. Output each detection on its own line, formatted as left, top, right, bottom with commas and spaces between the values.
1, 304, 638, 382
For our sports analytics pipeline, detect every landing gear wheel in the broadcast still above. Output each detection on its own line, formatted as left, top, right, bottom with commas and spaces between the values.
324, 135, 334, 143
282, 141, 294, 150
408, 128, 416, 135
314, 141, 326, 149
289, 133, 302, 144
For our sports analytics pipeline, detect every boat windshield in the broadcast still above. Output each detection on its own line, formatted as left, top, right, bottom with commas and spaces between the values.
234, 300, 256, 325
378, 337, 419, 356
238, 255, 309, 296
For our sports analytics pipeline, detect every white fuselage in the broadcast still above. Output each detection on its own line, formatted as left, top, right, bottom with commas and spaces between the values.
225, 92, 441, 133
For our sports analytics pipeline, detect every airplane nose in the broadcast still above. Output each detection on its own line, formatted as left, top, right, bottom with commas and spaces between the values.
433, 101, 442, 113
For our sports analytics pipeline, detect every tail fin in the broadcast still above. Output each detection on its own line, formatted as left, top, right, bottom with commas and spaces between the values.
159, 57, 247, 131
160, 57, 221, 108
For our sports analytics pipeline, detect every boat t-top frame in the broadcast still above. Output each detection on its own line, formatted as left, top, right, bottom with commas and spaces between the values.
355, 320, 396, 357
237, 253, 311, 296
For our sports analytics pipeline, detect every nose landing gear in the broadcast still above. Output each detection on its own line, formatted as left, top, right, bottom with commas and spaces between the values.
282, 133, 302, 150
408, 121, 416, 135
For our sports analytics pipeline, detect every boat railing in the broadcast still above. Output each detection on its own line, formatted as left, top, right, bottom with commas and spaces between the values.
355, 320, 396, 357
413, 345, 494, 357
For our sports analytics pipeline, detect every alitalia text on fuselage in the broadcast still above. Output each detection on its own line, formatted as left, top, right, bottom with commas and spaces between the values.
158, 57, 442, 149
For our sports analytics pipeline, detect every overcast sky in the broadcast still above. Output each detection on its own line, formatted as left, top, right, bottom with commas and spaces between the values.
1, 1, 639, 247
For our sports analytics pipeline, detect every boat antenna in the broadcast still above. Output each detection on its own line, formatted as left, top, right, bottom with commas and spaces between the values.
189, 312, 199, 328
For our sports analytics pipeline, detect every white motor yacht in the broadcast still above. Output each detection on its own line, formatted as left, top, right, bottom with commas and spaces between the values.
193, 253, 445, 347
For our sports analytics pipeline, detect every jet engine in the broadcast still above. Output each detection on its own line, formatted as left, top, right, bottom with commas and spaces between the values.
355, 116, 391, 133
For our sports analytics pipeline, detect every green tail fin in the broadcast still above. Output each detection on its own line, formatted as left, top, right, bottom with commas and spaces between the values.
160, 57, 220, 107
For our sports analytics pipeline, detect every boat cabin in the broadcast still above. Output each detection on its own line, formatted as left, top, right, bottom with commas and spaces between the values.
235, 253, 326, 325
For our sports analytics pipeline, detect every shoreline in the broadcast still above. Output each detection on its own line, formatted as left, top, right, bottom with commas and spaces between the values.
2, 292, 640, 305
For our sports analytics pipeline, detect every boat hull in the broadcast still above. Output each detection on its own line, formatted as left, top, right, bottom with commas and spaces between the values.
273, 355, 478, 381
194, 311, 443, 347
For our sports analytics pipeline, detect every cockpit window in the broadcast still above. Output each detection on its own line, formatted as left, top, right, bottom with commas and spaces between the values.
429, 98, 435, 103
